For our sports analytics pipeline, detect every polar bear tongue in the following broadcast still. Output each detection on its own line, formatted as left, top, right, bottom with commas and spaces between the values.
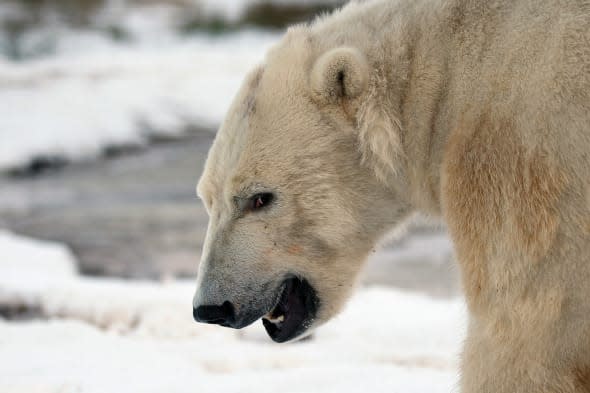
262, 277, 317, 343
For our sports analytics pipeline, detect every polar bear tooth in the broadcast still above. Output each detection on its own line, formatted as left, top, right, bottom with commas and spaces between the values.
264, 314, 285, 323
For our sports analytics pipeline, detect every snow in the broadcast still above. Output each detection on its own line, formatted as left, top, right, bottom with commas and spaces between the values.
377, 233, 454, 266
0, 230, 77, 305
0, 0, 351, 172
0, 31, 279, 171
0, 231, 465, 393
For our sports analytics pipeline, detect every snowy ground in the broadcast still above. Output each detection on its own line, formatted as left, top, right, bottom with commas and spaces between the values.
0, 0, 348, 172
0, 231, 465, 393
0, 30, 279, 171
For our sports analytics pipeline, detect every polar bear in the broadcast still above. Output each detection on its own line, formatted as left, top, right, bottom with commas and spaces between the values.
192, 0, 590, 391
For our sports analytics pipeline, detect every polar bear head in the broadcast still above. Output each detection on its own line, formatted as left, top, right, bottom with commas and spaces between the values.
193, 28, 411, 342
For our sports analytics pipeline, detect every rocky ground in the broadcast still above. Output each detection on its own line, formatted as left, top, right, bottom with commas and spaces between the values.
0, 130, 460, 297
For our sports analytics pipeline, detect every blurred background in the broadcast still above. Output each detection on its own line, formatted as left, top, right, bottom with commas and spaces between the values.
0, 1, 463, 392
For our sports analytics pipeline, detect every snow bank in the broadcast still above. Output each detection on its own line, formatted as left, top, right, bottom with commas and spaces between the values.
0, 230, 77, 306
0, 31, 278, 171
0, 0, 347, 172
0, 231, 465, 392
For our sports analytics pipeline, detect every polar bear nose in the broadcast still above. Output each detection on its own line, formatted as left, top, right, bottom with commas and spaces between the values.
193, 301, 236, 327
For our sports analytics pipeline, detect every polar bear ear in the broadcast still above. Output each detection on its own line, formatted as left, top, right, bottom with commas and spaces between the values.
310, 47, 369, 104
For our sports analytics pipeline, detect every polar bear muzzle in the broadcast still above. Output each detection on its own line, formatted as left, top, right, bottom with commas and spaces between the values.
193, 275, 319, 343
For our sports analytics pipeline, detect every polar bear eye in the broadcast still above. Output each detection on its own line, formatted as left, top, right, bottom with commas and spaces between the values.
250, 193, 274, 211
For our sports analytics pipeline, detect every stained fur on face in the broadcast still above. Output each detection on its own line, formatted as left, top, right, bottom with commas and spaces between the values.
195, 0, 590, 390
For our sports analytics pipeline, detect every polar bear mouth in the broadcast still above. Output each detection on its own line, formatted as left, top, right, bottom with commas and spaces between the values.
262, 277, 318, 343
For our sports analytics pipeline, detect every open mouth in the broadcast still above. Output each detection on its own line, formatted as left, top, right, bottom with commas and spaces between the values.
262, 277, 319, 343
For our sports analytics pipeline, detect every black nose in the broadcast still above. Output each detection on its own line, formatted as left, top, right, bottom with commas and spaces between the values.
193, 301, 235, 327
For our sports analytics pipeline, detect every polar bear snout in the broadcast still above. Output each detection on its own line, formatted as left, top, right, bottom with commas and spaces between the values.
192, 269, 321, 341
192, 278, 265, 329
192, 292, 267, 330
193, 301, 236, 327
